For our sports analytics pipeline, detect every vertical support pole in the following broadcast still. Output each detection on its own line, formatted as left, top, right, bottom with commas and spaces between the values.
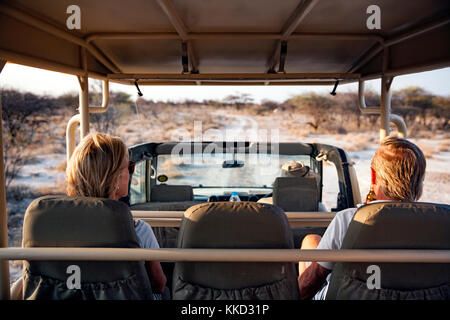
379, 48, 393, 142
78, 75, 89, 138
0, 58, 11, 300
379, 76, 393, 141
78, 47, 89, 139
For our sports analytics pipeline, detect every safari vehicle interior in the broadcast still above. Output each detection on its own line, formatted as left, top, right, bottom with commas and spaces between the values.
0, 0, 449, 300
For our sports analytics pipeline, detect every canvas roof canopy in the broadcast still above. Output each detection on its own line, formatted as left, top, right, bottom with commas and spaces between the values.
0, 0, 449, 86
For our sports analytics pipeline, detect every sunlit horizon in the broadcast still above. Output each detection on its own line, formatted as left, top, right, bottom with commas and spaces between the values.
1, 63, 449, 103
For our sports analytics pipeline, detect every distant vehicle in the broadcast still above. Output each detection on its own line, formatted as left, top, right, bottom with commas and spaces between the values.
0, 0, 449, 301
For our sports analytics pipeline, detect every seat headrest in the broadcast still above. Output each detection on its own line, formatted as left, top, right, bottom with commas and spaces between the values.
21, 196, 153, 299
173, 202, 299, 296
342, 201, 450, 249
326, 202, 450, 299
150, 184, 193, 202
23, 195, 140, 248
178, 202, 293, 249
273, 176, 319, 212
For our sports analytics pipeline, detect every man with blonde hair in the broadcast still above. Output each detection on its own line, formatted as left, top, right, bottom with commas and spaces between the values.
297, 136, 426, 300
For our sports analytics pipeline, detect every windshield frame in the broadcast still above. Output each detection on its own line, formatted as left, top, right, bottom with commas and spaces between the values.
129, 141, 358, 211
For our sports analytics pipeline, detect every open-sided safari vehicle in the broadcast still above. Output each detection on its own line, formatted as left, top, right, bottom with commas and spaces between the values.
0, 0, 449, 301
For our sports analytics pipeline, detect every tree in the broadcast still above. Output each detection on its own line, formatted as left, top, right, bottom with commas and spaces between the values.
289, 93, 336, 131
57, 92, 78, 110
223, 93, 254, 110
333, 91, 360, 129
396, 87, 434, 127
431, 95, 450, 130
88, 81, 135, 134
1, 89, 53, 189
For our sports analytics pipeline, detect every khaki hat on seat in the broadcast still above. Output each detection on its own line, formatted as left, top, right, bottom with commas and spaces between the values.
281, 161, 310, 177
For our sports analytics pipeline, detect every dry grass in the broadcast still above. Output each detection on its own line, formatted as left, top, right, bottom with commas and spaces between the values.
340, 132, 377, 151
407, 123, 436, 139
33, 183, 66, 196
437, 139, 450, 152
415, 141, 435, 159
52, 160, 67, 172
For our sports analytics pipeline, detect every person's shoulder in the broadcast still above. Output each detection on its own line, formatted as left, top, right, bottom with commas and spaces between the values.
134, 218, 150, 234
134, 219, 159, 249
333, 206, 359, 225
335, 207, 358, 218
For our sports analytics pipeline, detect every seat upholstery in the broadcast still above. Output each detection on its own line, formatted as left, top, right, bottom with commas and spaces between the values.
150, 184, 194, 202
172, 202, 299, 300
22, 195, 153, 300
273, 176, 319, 212
326, 201, 450, 300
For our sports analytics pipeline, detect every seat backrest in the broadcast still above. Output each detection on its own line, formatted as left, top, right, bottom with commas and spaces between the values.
22, 195, 153, 300
273, 176, 319, 211
150, 184, 193, 202
326, 201, 450, 300
172, 202, 299, 300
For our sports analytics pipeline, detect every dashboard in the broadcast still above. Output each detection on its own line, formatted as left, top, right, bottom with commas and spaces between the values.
204, 194, 271, 202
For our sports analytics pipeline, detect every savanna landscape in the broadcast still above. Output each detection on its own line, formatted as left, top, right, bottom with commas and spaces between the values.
2, 82, 449, 282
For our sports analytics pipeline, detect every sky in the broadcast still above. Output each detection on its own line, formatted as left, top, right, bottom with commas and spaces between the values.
0, 63, 449, 103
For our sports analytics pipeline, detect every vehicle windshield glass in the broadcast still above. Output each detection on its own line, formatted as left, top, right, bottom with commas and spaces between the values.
156, 153, 317, 196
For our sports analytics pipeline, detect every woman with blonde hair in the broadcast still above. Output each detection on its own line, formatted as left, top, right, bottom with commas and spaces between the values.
66, 132, 167, 296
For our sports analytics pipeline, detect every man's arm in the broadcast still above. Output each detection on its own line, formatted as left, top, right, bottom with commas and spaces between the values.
145, 261, 167, 293
298, 262, 331, 300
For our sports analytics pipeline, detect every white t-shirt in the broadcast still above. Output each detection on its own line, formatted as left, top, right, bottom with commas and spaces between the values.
316, 207, 358, 270
134, 219, 160, 249
316, 201, 394, 270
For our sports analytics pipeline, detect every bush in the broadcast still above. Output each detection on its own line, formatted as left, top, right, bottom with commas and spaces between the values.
1, 89, 54, 189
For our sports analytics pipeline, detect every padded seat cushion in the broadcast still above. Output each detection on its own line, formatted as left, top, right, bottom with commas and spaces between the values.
173, 202, 299, 300
326, 201, 450, 300
22, 195, 153, 300
23, 196, 140, 249
273, 176, 319, 211
150, 184, 193, 202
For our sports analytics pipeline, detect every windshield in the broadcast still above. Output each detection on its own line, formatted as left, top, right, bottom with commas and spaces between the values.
156, 153, 318, 196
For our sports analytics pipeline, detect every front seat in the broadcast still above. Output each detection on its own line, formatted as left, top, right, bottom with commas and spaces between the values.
326, 201, 450, 300
172, 202, 299, 300
21, 195, 153, 300
273, 176, 319, 211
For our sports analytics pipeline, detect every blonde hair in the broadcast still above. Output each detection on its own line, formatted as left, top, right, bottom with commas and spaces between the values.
66, 132, 128, 198
371, 136, 426, 201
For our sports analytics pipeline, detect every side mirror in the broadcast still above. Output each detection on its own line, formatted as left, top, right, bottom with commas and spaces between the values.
222, 160, 244, 168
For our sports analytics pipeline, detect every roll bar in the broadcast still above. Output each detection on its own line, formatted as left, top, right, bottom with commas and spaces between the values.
2, 247, 448, 300
1, 248, 449, 263
66, 79, 110, 162
66, 114, 81, 162
88, 80, 110, 114
358, 78, 407, 140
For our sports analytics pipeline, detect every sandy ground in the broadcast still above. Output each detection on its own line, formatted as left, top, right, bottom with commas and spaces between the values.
6, 111, 450, 283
